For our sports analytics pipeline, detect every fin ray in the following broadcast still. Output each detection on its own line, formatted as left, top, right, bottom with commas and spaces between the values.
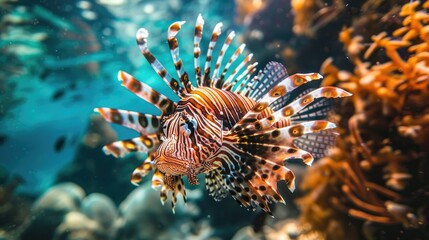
131, 153, 155, 185
136, 28, 182, 96
244, 62, 289, 100
216, 145, 293, 214
202, 22, 223, 86
103, 134, 159, 158
231, 72, 322, 133
194, 14, 204, 86
95, 108, 160, 134
235, 142, 314, 165
206, 168, 228, 201
168, 21, 193, 93
250, 87, 352, 130
231, 120, 337, 147
218, 44, 246, 86
212, 31, 236, 87
222, 54, 255, 90
118, 71, 176, 115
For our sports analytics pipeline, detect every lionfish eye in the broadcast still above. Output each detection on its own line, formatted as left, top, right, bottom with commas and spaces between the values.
182, 119, 197, 137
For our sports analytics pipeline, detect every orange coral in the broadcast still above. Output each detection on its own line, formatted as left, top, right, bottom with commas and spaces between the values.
298, 1, 429, 239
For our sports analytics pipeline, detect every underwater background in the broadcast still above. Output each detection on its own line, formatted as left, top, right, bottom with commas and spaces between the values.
1, 0, 428, 239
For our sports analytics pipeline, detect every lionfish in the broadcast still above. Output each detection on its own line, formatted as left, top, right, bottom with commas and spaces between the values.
94, 14, 351, 215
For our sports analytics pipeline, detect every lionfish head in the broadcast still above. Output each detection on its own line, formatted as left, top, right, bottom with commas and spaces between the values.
154, 107, 222, 184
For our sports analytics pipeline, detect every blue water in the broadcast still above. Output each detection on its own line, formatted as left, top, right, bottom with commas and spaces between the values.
0, 0, 236, 193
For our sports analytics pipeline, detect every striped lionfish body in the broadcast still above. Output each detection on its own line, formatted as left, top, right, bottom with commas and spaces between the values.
95, 15, 351, 215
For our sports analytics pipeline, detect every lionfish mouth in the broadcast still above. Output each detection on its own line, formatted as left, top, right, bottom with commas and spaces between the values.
155, 155, 188, 176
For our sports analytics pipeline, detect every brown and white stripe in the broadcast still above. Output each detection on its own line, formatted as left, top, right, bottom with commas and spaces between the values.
103, 133, 159, 158
117, 70, 176, 115
218, 43, 246, 84
136, 28, 182, 96
95, 107, 161, 134
212, 31, 236, 87
202, 22, 223, 87
194, 14, 204, 86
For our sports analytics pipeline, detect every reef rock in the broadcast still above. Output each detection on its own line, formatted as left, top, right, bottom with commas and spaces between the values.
53, 211, 107, 240
21, 182, 85, 240
117, 181, 215, 240
81, 193, 118, 237
117, 181, 181, 239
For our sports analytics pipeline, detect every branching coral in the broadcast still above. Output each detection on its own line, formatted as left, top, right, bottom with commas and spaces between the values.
297, 1, 429, 239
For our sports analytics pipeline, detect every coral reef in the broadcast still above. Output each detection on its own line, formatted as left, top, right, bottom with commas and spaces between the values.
81, 193, 118, 236
53, 211, 107, 240
116, 181, 217, 240
17, 181, 219, 240
347, 0, 406, 39
19, 183, 115, 240
297, 1, 429, 239
21, 183, 86, 240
